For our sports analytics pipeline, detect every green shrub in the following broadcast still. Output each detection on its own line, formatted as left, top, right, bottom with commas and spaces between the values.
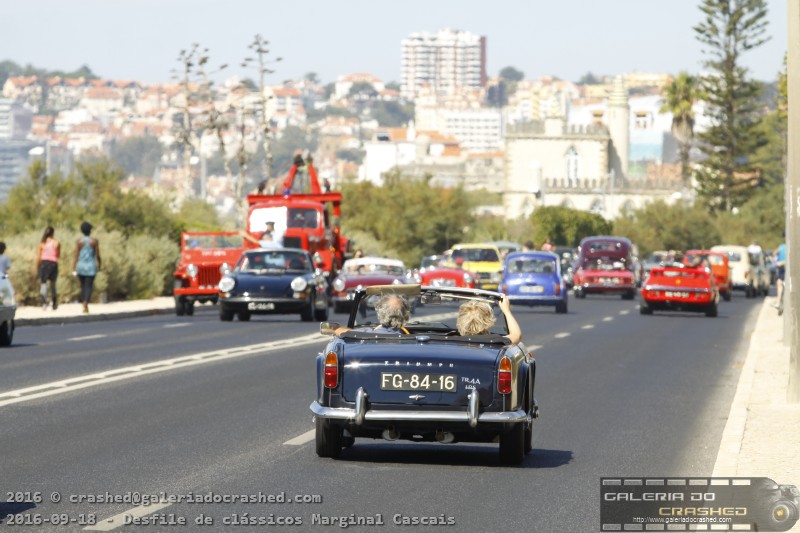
5, 228, 178, 305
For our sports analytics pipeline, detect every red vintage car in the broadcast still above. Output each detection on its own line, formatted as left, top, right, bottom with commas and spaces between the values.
683, 249, 732, 302
572, 236, 637, 299
330, 257, 410, 313
411, 262, 477, 289
640, 264, 720, 317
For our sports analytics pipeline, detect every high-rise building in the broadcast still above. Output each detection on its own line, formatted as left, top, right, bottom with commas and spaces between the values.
401, 29, 486, 100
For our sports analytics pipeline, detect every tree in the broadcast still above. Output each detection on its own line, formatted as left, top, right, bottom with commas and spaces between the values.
577, 72, 601, 85
341, 170, 474, 265
371, 101, 414, 127
109, 135, 163, 178
660, 72, 700, 185
499, 66, 524, 82
612, 201, 720, 255
693, 0, 770, 212
242, 34, 282, 181
530, 206, 611, 247
751, 55, 788, 187
304, 72, 320, 84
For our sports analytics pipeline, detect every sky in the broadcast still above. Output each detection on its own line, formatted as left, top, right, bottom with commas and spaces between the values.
1, 0, 789, 86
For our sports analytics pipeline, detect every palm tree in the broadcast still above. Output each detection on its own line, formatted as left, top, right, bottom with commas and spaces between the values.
660, 72, 700, 185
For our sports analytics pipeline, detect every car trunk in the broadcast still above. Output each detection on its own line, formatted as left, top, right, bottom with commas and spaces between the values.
340, 340, 500, 407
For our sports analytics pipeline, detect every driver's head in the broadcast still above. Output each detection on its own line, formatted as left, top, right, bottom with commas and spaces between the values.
457, 300, 495, 336
375, 295, 410, 329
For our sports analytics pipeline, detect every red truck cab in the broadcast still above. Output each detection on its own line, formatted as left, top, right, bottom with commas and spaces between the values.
173, 232, 247, 315
245, 192, 347, 275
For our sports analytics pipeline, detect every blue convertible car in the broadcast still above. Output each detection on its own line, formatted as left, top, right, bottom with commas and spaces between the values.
311, 284, 538, 465
500, 251, 568, 313
217, 248, 329, 322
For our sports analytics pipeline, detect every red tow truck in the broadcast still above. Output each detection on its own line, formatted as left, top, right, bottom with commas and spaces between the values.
172, 155, 348, 316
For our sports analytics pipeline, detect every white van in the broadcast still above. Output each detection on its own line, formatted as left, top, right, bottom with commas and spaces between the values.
711, 245, 768, 298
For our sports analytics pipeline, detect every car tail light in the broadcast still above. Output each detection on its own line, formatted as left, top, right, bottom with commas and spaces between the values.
497, 356, 512, 395
554, 283, 561, 296
500, 283, 507, 293
324, 352, 338, 388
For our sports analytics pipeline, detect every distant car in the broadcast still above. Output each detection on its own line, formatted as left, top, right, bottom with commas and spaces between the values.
640, 263, 719, 317
553, 246, 578, 288
572, 236, 637, 300
311, 284, 538, 465
683, 250, 732, 302
0, 274, 16, 346
419, 255, 443, 269
711, 245, 768, 298
642, 250, 673, 276
500, 251, 568, 313
217, 248, 329, 322
486, 241, 522, 259
412, 263, 477, 289
330, 257, 409, 313
446, 243, 504, 290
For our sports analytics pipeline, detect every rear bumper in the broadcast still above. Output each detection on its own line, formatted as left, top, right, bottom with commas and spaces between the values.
506, 294, 563, 306
577, 282, 635, 293
311, 388, 527, 428
220, 296, 309, 313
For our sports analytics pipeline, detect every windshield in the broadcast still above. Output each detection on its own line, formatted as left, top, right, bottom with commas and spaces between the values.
342, 261, 406, 276
351, 291, 507, 336
287, 208, 319, 229
236, 250, 312, 274
451, 248, 499, 262
184, 234, 242, 250
582, 258, 627, 271
507, 258, 557, 274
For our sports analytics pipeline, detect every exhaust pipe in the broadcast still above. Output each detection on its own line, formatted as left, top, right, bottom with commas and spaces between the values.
435, 430, 455, 444
382, 428, 399, 441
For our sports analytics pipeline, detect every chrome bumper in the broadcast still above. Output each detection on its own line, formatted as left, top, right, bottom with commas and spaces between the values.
311, 387, 528, 428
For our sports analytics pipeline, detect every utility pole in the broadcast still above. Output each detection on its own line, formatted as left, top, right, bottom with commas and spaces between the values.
787, 0, 799, 402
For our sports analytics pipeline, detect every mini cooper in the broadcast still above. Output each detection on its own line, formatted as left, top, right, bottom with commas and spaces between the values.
311, 284, 538, 465
640, 264, 719, 317
500, 251, 568, 313
218, 248, 328, 322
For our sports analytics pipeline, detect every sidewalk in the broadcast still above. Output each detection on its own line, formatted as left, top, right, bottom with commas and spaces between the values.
13, 297, 177, 326
713, 296, 800, 531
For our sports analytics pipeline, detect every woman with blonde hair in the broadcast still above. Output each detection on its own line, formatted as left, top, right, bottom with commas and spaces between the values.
36, 226, 60, 310
456, 295, 521, 344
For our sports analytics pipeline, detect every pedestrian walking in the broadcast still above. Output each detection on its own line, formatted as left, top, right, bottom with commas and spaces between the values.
36, 226, 60, 310
0, 242, 10, 277
73, 221, 101, 314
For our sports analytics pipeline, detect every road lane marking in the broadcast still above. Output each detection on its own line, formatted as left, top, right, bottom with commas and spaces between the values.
85, 500, 172, 531
554, 332, 570, 339
163, 323, 191, 328
284, 429, 316, 446
68, 334, 107, 342
619, 309, 630, 315
603, 316, 614, 322
581, 324, 595, 330
0, 333, 325, 408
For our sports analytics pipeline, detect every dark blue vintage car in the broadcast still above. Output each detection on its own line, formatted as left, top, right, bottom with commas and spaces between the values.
217, 248, 329, 322
500, 251, 568, 313
311, 284, 538, 465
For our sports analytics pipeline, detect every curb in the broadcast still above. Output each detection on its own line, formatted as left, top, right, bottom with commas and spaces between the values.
14, 307, 178, 327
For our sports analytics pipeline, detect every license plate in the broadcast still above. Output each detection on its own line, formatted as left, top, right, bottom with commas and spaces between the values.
380, 373, 457, 392
599, 277, 616, 284
431, 278, 456, 287
247, 302, 275, 310
664, 291, 690, 299
520, 285, 544, 293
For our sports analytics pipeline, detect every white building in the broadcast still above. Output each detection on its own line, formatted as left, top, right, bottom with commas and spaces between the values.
441, 108, 503, 153
401, 29, 486, 100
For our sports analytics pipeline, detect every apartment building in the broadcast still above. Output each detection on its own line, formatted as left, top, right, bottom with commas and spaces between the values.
401, 29, 486, 100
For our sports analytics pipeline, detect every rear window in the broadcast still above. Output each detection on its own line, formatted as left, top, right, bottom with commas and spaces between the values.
507, 258, 556, 274
452, 248, 499, 262
726, 252, 742, 262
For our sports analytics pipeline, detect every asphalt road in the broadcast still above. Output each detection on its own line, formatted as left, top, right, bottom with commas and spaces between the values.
0, 292, 763, 532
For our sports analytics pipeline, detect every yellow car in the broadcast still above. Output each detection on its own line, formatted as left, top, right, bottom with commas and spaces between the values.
446, 243, 504, 290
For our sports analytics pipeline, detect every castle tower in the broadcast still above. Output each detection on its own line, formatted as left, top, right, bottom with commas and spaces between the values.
607, 75, 629, 179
